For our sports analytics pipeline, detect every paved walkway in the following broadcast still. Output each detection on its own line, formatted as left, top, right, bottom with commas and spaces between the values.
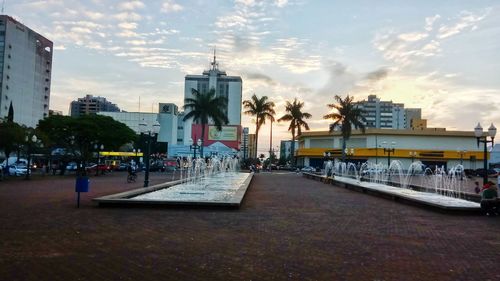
0, 172, 499, 280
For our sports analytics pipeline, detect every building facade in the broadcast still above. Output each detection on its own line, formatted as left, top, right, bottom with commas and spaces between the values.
98, 111, 158, 134
183, 52, 242, 145
279, 140, 299, 162
297, 128, 488, 170
69, 95, 120, 117
354, 95, 424, 129
0, 15, 53, 127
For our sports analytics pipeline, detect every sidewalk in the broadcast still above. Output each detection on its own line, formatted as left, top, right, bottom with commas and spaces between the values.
0, 172, 499, 280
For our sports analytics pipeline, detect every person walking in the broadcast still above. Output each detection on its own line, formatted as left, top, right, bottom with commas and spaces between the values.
481, 181, 499, 216
474, 181, 481, 194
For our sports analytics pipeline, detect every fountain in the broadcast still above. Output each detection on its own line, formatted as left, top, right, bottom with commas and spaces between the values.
319, 159, 480, 211
93, 156, 253, 208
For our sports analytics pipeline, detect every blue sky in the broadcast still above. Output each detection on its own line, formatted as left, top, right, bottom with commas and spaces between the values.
7, 0, 500, 153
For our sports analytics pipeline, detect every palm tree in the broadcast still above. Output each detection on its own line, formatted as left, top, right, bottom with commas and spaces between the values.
277, 98, 312, 165
243, 94, 276, 158
183, 88, 229, 157
323, 95, 366, 162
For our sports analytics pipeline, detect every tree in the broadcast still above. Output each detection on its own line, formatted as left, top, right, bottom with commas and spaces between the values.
323, 95, 366, 162
277, 98, 312, 166
243, 94, 275, 157
38, 115, 137, 175
183, 88, 229, 157
0, 121, 26, 170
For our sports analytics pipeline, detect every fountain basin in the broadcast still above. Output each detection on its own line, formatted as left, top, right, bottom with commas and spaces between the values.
303, 172, 481, 213
93, 172, 253, 208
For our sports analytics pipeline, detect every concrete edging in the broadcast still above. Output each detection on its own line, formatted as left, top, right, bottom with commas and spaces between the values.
93, 173, 254, 209
302, 172, 482, 214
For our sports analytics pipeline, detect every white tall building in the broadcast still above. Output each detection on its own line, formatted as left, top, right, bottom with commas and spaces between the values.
355, 95, 422, 129
157, 103, 179, 145
0, 15, 53, 127
183, 52, 242, 144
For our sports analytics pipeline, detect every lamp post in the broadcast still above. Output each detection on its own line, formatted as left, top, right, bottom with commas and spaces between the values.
132, 148, 141, 168
189, 138, 202, 158
94, 143, 104, 176
409, 151, 417, 163
456, 149, 466, 166
345, 148, 354, 163
25, 134, 37, 180
474, 123, 496, 185
139, 120, 160, 187
382, 141, 396, 167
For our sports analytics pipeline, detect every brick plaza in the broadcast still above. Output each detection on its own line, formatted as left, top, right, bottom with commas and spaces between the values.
0, 171, 499, 280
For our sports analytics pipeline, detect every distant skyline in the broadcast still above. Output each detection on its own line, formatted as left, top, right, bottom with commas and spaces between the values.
6, 0, 500, 153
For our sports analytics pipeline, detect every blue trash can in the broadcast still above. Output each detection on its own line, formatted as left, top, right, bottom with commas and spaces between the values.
75, 176, 90, 192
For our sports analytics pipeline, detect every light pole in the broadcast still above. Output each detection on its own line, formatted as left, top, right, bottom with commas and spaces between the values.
25, 134, 37, 180
382, 141, 396, 167
94, 143, 104, 176
474, 123, 496, 185
345, 148, 354, 163
139, 120, 160, 187
409, 151, 417, 163
456, 149, 466, 166
132, 148, 141, 168
189, 138, 202, 158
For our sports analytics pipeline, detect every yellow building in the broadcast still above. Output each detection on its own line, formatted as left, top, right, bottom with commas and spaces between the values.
296, 128, 487, 169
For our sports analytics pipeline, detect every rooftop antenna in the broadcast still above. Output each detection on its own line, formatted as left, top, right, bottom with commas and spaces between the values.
211, 46, 218, 70
2, 0, 5, 14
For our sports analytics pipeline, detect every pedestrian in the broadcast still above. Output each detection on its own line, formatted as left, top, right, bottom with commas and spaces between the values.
474, 181, 481, 194
480, 181, 499, 216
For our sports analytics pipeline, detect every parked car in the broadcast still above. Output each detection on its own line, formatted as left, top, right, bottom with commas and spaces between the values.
9, 165, 28, 176
115, 163, 128, 171
475, 169, 497, 178
301, 166, 315, 173
66, 162, 78, 171
86, 164, 110, 173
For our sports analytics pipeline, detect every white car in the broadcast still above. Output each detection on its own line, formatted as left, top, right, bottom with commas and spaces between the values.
9, 165, 28, 176
301, 166, 315, 172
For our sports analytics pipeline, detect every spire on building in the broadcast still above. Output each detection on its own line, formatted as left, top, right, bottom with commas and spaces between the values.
211, 47, 218, 71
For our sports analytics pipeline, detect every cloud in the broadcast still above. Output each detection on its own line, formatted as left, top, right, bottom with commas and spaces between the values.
398, 32, 428, 42
118, 1, 145, 11
118, 22, 138, 30
161, 0, 183, 13
243, 72, 277, 86
275, 0, 289, 8
365, 68, 389, 82
437, 10, 489, 39
114, 12, 142, 21
425, 14, 441, 31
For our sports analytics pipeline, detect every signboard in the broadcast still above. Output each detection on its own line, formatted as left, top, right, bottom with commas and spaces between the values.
208, 126, 238, 141
100, 152, 144, 157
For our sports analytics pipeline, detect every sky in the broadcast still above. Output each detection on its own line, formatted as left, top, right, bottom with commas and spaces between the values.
6, 0, 500, 154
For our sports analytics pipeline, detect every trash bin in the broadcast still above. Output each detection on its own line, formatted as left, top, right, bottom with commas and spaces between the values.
75, 176, 90, 193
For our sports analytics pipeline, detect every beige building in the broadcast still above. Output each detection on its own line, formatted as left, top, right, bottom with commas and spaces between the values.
248, 134, 257, 159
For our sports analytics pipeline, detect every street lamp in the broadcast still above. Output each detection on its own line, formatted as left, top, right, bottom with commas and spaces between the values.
382, 141, 396, 167
139, 120, 160, 187
345, 148, 355, 162
132, 148, 141, 167
409, 151, 417, 163
456, 149, 466, 166
25, 134, 37, 180
94, 143, 104, 176
189, 138, 202, 158
474, 122, 496, 185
